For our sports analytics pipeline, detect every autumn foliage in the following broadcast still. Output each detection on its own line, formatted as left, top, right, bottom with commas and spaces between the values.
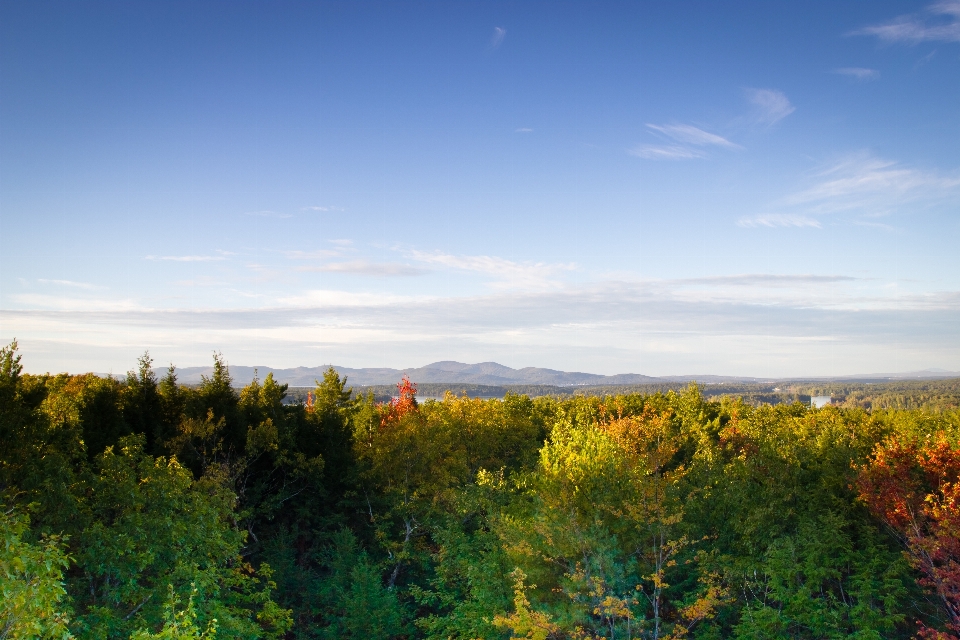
857, 434, 960, 639
379, 374, 418, 428
6, 339, 960, 638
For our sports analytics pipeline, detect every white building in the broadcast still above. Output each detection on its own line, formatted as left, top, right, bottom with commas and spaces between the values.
811, 395, 832, 409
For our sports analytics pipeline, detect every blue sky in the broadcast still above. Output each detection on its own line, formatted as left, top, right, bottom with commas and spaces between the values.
2, 0, 959, 377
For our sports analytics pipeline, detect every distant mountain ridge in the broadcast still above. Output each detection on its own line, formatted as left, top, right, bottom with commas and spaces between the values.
158, 361, 960, 388
164, 361, 662, 387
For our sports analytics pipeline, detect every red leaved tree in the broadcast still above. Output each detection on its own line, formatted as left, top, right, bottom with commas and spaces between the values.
856, 434, 960, 639
379, 375, 418, 428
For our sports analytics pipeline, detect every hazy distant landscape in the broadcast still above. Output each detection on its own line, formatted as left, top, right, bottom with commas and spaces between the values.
167, 359, 960, 387
159, 359, 960, 410
293, 376, 960, 411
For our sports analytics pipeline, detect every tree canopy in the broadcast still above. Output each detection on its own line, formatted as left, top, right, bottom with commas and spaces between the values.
2, 341, 959, 638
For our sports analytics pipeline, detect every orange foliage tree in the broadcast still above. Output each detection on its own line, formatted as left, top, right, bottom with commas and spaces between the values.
856, 434, 960, 639
380, 375, 418, 428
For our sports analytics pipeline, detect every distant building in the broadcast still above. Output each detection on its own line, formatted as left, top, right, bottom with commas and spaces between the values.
811, 395, 832, 409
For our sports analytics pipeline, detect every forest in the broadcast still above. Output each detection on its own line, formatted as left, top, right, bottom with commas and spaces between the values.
287, 378, 960, 411
2, 340, 960, 639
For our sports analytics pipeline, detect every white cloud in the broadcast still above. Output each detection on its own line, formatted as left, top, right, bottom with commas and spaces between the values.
780, 153, 960, 215
10, 294, 142, 312
853, 220, 898, 232
246, 210, 292, 219
646, 124, 739, 148
284, 250, 336, 260
298, 261, 428, 277
633, 123, 739, 160
853, 1, 960, 43
409, 250, 575, 289
145, 254, 229, 262
284, 242, 354, 260
737, 214, 822, 229
6, 279, 959, 377
173, 276, 230, 287
665, 274, 857, 287
491, 26, 506, 49
515, 128, 533, 133
628, 145, 706, 160
833, 67, 880, 80
745, 88, 795, 124
276, 289, 420, 308
37, 279, 99, 290
303, 205, 346, 212
743, 153, 960, 228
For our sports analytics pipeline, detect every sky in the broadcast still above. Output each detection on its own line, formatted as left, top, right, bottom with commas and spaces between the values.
1, 0, 959, 378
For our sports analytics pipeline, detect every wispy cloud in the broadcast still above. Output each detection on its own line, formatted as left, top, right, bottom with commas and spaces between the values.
646, 124, 739, 148
37, 279, 100, 290
745, 153, 960, 229
145, 254, 229, 262
409, 250, 575, 289
737, 214, 822, 229
9, 279, 959, 377
10, 294, 141, 312
854, 220, 898, 232
852, 1, 960, 43
632, 123, 738, 160
491, 26, 506, 49
665, 274, 856, 287
781, 153, 960, 215
833, 67, 880, 80
298, 261, 428, 277
745, 88, 795, 124
173, 276, 229, 287
515, 128, 533, 133
648, 274, 870, 308
285, 250, 339, 260
276, 289, 418, 308
303, 205, 346, 212
628, 145, 705, 160
246, 210, 292, 219
284, 241, 355, 261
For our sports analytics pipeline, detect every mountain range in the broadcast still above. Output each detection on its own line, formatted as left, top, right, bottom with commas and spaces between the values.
159, 361, 960, 388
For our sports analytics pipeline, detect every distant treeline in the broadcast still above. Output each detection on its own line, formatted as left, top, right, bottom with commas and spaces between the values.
281, 378, 960, 412
3, 343, 960, 639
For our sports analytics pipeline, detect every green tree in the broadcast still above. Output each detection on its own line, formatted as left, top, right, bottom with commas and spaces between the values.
494, 403, 711, 639
69, 435, 289, 639
157, 366, 186, 450
0, 342, 85, 538
0, 505, 72, 639
130, 586, 216, 640
236, 371, 324, 543
315, 529, 404, 639
122, 353, 165, 456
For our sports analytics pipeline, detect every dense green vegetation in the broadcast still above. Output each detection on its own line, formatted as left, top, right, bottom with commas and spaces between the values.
2, 341, 959, 639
